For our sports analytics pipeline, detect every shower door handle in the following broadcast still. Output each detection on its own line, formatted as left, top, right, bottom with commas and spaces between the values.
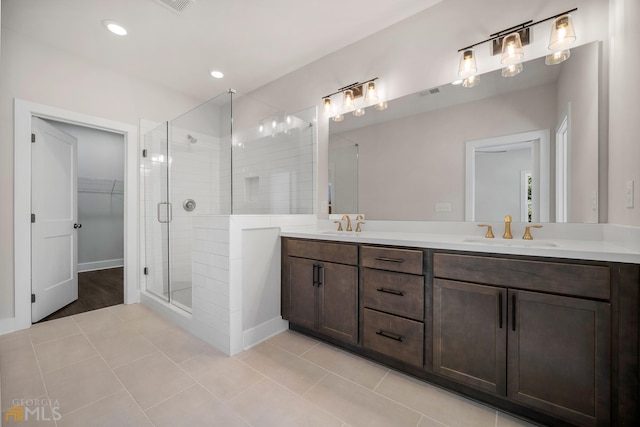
157, 202, 173, 223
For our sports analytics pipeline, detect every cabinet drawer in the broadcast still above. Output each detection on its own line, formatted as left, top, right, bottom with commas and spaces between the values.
362, 268, 424, 320
433, 253, 610, 300
286, 239, 358, 265
363, 308, 424, 367
361, 246, 423, 274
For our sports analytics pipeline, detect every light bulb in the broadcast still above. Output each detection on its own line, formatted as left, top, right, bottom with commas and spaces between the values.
365, 82, 378, 103
545, 49, 571, 65
502, 63, 523, 77
343, 89, 355, 110
501, 32, 524, 65
458, 49, 477, 78
549, 14, 576, 50
353, 108, 365, 117
323, 98, 332, 115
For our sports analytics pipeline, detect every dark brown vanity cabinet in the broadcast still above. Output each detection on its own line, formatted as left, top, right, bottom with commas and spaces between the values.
282, 239, 359, 344
433, 253, 612, 427
361, 246, 426, 367
282, 238, 640, 426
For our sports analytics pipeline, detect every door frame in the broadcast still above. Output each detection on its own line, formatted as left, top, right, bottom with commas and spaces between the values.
13, 99, 139, 331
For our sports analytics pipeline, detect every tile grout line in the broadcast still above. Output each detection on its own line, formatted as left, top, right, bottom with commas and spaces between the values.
176, 365, 258, 427
71, 312, 158, 426
233, 351, 347, 426
27, 327, 56, 427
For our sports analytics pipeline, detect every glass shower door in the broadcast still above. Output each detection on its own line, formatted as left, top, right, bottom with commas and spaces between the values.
143, 122, 170, 302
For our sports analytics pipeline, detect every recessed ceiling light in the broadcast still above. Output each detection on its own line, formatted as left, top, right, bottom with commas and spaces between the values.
102, 20, 127, 36
210, 70, 224, 79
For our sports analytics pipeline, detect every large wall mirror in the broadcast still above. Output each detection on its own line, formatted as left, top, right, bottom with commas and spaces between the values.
328, 41, 601, 223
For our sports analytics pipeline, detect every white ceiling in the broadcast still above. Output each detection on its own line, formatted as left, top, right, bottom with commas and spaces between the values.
1, 0, 443, 100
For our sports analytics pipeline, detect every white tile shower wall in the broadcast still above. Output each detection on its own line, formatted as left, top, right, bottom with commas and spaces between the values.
142, 214, 318, 355
232, 126, 314, 215
169, 128, 221, 289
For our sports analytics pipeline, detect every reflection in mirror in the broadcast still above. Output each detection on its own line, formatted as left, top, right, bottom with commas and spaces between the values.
328, 41, 601, 223
466, 130, 550, 223
328, 136, 358, 214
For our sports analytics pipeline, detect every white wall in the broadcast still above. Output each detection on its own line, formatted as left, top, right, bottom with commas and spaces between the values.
0, 28, 202, 318
608, 0, 640, 226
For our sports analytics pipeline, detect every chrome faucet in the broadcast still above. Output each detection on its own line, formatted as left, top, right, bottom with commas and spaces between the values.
341, 214, 352, 232
503, 215, 513, 239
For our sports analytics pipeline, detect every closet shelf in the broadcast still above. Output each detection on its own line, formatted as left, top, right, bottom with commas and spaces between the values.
78, 177, 124, 194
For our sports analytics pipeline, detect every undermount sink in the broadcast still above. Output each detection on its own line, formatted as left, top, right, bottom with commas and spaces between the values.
462, 237, 559, 248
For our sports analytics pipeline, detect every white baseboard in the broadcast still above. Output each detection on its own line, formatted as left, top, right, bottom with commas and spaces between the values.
242, 317, 289, 350
78, 259, 124, 272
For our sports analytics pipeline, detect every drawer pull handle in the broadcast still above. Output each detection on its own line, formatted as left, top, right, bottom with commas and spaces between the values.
375, 256, 404, 263
376, 330, 403, 342
377, 287, 404, 296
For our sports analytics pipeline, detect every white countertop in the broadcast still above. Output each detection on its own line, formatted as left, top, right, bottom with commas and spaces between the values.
280, 225, 640, 264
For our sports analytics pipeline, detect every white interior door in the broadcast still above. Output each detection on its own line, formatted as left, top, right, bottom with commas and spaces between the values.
31, 117, 78, 322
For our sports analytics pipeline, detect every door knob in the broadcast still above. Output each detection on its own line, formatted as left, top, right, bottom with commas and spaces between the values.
73, 223, 82, 229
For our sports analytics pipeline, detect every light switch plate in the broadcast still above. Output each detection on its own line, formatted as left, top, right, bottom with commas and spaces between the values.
435, 202, 451, 213
625, 180, 634, 208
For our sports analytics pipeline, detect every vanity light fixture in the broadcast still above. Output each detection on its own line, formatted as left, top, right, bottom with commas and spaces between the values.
343, 89, 355, 110
457, 49, 477, 78
502, 63, 523, 77
462, 75, 480, 88
374, 101, 388, 111
456, 8, 577, 85
321, 77, 381, 119
545, 49, 571, 65
500, 32, 524, 65
365, 81, 379, 103
548, 14, 576, 50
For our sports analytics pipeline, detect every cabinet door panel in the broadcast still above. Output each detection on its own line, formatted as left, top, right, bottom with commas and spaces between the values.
508, 290, 610, 427
433, 279, 507, 395
319, 262, 358, 344
288, 257, 318, 330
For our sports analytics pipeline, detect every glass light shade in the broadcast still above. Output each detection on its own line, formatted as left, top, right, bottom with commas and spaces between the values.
332, 114, 344, 122
322, 97, 333, 115
501, 32, 524, 65
457, 49, 477, 78
365, 82, 378, 103
502, 63, 523, 77
462, 75, 480, 88
549, 14, 576, 50
545, 49, 571, 65
374, 101, 388, 111
353, 108, 365, 117
343, 89, 355, 109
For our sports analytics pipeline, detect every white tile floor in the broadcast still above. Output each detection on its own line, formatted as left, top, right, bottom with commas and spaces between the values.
0, 304, 538, 427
